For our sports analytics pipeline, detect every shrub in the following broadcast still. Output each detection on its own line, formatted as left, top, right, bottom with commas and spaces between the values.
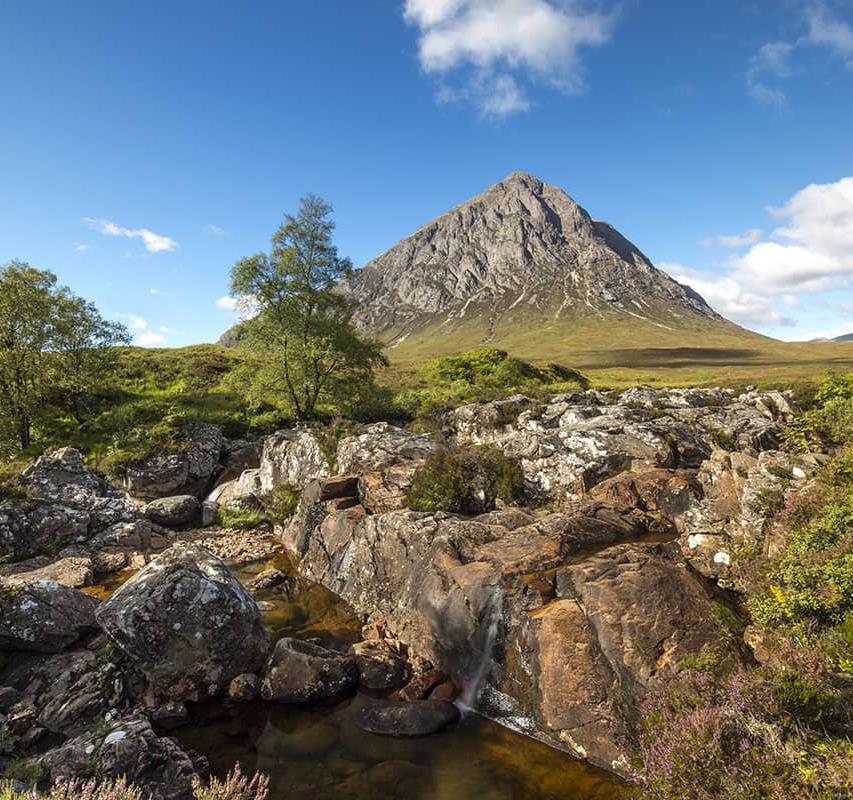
192, 764, 269, 800
407, 446, 526, 515
260, 484, 300, 525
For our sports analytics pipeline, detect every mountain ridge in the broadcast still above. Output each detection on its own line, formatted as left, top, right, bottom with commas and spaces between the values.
338, 172, 724, 349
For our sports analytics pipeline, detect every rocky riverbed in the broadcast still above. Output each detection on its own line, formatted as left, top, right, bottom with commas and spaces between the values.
0, 385, 810, 797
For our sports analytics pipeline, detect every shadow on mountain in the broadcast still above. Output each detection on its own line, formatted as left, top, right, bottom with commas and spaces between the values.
580, 347, 765, 368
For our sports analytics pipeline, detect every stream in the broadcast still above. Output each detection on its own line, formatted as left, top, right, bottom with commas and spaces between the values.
91, 553, 630, 800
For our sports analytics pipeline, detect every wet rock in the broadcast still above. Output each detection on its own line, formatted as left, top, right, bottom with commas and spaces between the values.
95, 543, 269, 704
143, 495, 201, 528
261, 637, 358, 702
0, 501, 90, 560
37, 712, 204, 800
391, 668, 448, 701
0, 580, 99, 653
259, 429, 329, 493
228, 673, 261, 702
353, 640, 411, 691
126, 423, 224, 499
336, 423, 438, 473
246, 568, 289, 592
357, 699, 460, 736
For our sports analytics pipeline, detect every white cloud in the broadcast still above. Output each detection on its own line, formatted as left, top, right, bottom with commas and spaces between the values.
404, 0, 615, 116
663, 263, 795, 326
217, 296, 240, 311
114, 313, 148, 330
218, 294, 259, 320
204, 224, 229, 237
136, 332, 166, 347
746, 41, 793, 108
699, 228, 763, 248
804, 3, 853, 59
732, 177, 853, 293
84, 217, 177, 253
73, 243, 90, 252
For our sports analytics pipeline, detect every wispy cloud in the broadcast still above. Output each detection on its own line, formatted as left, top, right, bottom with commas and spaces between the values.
217, 295, 259, 320
699, 228, 764, 249
84, 217, 178, 253
148, 288, 175, 297
403, 0, 616, 117
73, 243, 90, 252
204, 224, 229, 237
747, 2, 853, 107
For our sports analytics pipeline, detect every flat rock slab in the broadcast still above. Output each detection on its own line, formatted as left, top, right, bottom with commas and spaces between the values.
357, 699, 460, 737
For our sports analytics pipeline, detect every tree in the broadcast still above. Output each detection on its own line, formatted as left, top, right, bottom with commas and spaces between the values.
230, 195, 386, 420
0, 261, 130, 451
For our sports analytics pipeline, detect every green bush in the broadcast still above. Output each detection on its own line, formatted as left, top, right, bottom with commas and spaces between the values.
397, 348, 588, 425
260, 484, 300, 525
407, 446, 526, 515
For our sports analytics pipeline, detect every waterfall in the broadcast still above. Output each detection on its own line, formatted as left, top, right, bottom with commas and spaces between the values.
457, 586, 503, 713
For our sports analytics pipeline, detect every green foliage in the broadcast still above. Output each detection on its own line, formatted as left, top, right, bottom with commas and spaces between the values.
260, 484, 300, 525
217, 505, 269, 530
229, 195, 387, 420
0, 261, 130, 454
398, 347, 589, 425
407, 446, 526, 515
784, 373, 853, 451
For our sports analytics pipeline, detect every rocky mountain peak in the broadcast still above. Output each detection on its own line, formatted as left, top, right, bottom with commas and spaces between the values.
338, 173, 719, 343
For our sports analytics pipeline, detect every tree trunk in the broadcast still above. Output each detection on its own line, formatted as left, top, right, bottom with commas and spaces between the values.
19, 413, 30, 450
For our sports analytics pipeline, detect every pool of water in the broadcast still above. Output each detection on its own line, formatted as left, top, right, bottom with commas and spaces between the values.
168, 694, 630, 800
92, 551, 630, 799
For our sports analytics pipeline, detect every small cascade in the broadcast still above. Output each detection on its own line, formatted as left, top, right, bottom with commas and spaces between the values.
458, 586, 503, 713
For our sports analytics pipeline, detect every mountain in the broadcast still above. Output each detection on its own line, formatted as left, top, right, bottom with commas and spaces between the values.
834, 333, 853, 342
338, 172, 744, 361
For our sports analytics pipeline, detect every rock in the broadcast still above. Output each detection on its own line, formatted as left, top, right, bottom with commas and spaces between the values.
205, 469, 262, 508
357, 699, 460, 737
126, 423, 224, 499
0, 580, 99, 653
1, 555, 94, 588
0, 501, 90, 560
228, 672, 261, 702
246, 568, 289, 593
22, 447, 103, 505
259, 430, 329, 493
143, 495, 201, 528
214, 440, 260, 487
95, 543, 269, 704
261, 637, 359, 702
353, 640, 411, 691
391, 668, 447, 701
0, 649, 126, 735
336, 423, 438, 474
37, 712, 204, 800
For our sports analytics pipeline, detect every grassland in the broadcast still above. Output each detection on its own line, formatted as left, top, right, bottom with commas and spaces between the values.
383, 312, 853, 389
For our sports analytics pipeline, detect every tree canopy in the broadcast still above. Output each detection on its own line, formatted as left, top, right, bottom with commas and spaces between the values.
229, 195, 386, 420
0, 261, 130, 452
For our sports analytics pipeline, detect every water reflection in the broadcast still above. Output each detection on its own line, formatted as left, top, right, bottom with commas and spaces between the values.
169, 695, 630, 800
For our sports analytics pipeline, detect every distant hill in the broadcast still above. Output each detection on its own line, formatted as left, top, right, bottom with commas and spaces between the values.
835, 333, 853, 342
336, 172, 763, 364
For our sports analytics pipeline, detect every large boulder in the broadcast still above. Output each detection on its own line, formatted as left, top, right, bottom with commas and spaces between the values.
357, 698, 460, 736
126, 423, 224, 500
95, 543, 269, 703
213, 439, 260, 487
143, 495, 201, 528
0, 501, 90, 560
0, 579, 99, 653
205, 468, 262, 508
258, 430, 329, 493
261, 637, 359, 702
336, 423, 438, 473
37, 712, 204, 800
22, 447, 103, 505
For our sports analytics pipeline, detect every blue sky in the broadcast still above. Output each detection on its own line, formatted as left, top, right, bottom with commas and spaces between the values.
1, 0, 852, 346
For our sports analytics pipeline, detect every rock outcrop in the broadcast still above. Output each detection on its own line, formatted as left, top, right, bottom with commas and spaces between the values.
258, 430, 330, 493
94, 543, 269, 704
0, 580, 99, 653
